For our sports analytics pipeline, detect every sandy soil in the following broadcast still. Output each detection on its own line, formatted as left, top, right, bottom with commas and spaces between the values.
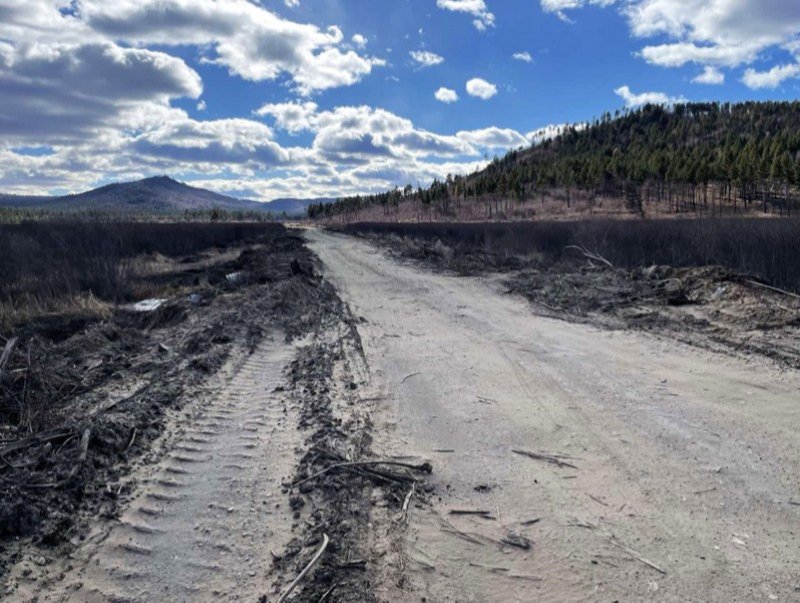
307, 229, 800, 602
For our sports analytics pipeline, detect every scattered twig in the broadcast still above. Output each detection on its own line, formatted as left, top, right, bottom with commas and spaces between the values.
744, 279, 800, 302
440, 519, 485, 546
449, 509, 492, 516
397, 484, 415, 524
277, 533, 330, 603
401, 372, 421, 384
318, 582, 338, 602
521, 518, 541, 526
607, 534, 667, 575
565, 245, 614, 269
125, 428, 138, 454
469, 562, 509, 573
501, 534, 532, 550
433, 448, 454, 453
512, 448, 578, 470
0, 337, 18, 382
292, 459, 432, 488
587, 493, 609, 507
568, 519, 666, 574
692, 486, 716, 495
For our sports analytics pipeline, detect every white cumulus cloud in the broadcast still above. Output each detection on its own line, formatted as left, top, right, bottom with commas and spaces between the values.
512, 51, 533, 62
742, 62, 800, 89
466, 77, 498, 99
410, 50, 445, 68
436, 0, 495, 31
434, 87, 459, 103
692, 65, 725, 85
614, 85, 685, 107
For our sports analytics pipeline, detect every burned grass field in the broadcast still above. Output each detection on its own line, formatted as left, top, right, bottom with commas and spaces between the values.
0, 221, 431, 602
0, 221, 340, 580
340, 218, 800, 368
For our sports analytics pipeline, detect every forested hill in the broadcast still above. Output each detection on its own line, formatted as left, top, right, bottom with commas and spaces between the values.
312, 101, 800, 221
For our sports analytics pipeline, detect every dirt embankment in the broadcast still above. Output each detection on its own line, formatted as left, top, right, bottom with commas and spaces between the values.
0, 228, 334, 578
353, 231, 800, 369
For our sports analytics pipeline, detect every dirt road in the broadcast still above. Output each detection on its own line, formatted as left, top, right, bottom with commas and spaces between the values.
307, 229, 800, 602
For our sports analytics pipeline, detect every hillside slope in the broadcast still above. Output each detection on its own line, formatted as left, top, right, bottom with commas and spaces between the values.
314, 101, 800, 221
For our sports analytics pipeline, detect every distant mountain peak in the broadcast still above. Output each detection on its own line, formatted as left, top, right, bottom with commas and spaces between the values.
0, 176, 335, 216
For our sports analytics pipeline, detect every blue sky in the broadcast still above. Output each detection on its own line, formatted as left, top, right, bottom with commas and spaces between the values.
2, 0, 800, 200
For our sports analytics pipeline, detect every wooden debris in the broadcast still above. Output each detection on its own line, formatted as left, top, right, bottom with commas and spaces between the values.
587, 493, 609, 507
0, 337, 18, 382
440, 519, 485, 546
521, 518, 541, 526
512, 448, 579, 470
568, 519, 666, 575
565, 245, 614, 269
449, 509, 493, 517
744, 279, 800, 302
318, 582, 338, 602
277, 533, 330, 603
125, 428, 138, 454
292, 459, 432, 488
501, 533, 532, 550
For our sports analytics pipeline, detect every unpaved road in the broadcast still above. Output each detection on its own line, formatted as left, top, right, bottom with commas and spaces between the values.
307, 229, 800, 602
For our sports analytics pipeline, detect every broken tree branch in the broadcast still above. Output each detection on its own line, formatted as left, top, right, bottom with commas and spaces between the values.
277, 533, 330, 603
512, 448, 579, 470
744, 279, 800, 302
292, 459, 432, 488
565, 245, 614, 269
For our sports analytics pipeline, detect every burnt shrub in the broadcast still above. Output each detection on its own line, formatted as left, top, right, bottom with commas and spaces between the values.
0, 221, 283, 326
340, 218, 800, 292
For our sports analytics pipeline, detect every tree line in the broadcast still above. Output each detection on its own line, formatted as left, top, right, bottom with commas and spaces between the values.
308, 101, 800, 220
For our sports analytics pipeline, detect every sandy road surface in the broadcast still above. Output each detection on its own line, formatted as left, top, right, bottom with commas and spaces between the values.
307, 229, 800, 602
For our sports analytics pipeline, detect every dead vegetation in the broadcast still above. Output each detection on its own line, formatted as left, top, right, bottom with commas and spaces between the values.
0, 225, 335, 576
0, 221, 282, 329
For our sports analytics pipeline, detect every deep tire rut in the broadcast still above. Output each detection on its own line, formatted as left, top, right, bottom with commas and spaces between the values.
21, 336, 301, 603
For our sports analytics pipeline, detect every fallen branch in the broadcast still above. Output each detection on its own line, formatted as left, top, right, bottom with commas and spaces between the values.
277, 533, 330, 603
565, 245, 614, 269
512, 448, 578, 470
292, 459, 432, 488
501, 534, 532, 550
125, 428, 138, 454
568, 519, 666, 575
318, 582, 337, 602
744, 279, 800, 302
607, 534, 667, 575
449, 509, 493, 517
